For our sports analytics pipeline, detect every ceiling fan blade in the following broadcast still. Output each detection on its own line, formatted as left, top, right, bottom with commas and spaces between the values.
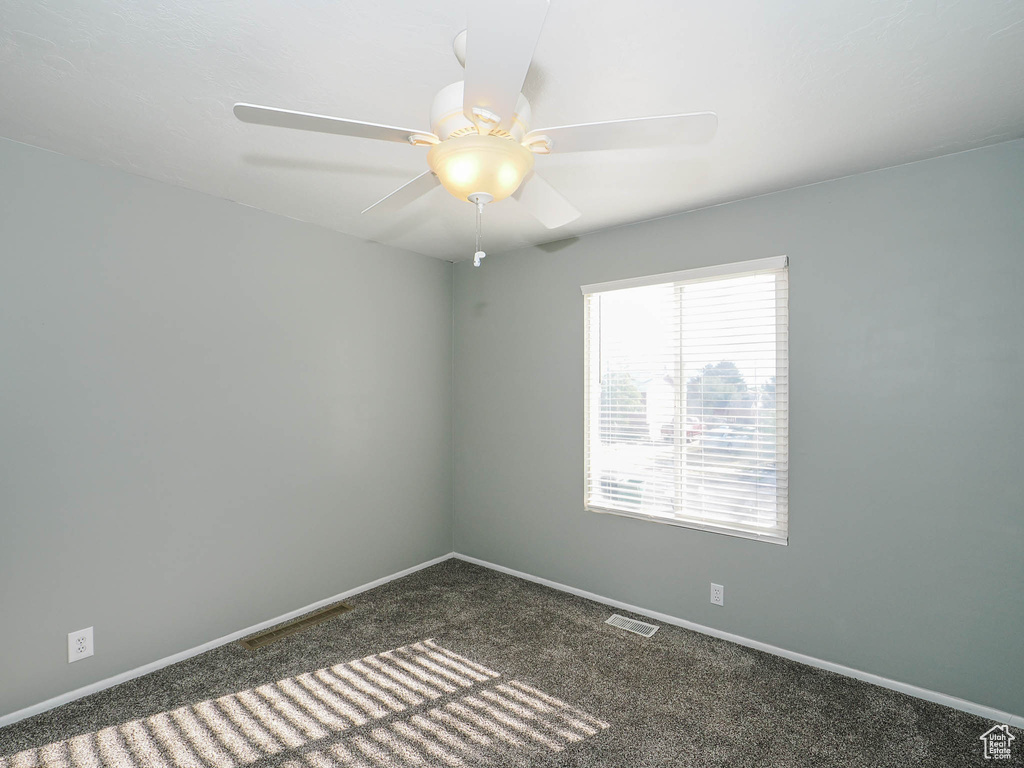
463, 0, 549, 132
234, 103, 436, 145
525, 112, 718, 153
512, 171, 581, 229
361, 171, 441, 214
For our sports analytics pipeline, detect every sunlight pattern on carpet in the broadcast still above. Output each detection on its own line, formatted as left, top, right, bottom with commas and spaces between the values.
1, 641, 609, 768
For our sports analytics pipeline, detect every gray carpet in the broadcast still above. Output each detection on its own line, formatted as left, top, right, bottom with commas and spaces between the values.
1, 559, 1020, 767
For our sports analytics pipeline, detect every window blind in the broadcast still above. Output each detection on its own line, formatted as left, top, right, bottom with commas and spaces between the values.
582, 256, 789, 544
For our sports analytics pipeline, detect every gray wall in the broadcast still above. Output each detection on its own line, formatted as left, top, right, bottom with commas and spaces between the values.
0, 139, 453, 718
453, 139, 1024, 716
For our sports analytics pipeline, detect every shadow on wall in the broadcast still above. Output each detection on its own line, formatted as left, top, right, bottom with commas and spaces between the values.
0, 641, 608, 768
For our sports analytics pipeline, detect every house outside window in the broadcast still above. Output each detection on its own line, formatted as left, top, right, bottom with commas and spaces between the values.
582, 256, 789, 544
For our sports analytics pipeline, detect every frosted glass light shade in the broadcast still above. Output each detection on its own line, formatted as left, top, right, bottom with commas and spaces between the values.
427, 134, 535, 203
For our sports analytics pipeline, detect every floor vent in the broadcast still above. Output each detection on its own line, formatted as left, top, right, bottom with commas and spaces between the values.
605, 613, 659, 638
238, 602, 353, 650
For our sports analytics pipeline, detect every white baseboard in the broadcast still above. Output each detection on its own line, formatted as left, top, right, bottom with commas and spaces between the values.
5, 550, 1020, 732
0, 552, 456, 729
453, 553, 1024, 729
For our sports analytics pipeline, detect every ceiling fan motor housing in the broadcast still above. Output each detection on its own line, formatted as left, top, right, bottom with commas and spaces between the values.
430, 81, 532, 143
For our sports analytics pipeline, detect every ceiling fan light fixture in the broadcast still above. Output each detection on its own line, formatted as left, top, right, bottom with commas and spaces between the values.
427, 134, 535, 203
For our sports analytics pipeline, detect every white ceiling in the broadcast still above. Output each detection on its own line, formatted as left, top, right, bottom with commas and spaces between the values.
2, 0, 1023, 260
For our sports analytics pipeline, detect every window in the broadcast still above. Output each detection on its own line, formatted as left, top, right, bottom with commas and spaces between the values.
582, 256, 789, 544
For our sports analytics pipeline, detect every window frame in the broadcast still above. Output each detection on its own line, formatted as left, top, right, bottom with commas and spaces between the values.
582, 256, 789, 545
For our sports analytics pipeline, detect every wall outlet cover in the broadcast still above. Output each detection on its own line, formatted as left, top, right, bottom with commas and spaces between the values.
711, 583, 725, 606
68, 627, 94, 663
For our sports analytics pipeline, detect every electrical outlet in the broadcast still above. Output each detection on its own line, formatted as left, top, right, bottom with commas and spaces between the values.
68, 627, 94, 663
710, 583, 724, 606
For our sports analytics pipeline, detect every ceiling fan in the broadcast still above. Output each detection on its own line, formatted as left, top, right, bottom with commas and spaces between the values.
234, 0, 717, 265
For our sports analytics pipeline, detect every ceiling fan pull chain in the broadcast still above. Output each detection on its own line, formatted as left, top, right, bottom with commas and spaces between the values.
474, 199, 486, 267
467, 192, 492, 267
